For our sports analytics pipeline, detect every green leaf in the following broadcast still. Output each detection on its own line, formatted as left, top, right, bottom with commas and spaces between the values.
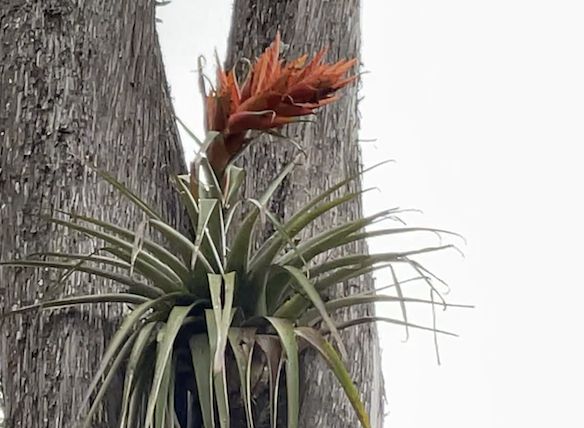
273, 262, 395, 321
82, 329, 140, 428
149, 217, 211, 272
189, 334, 214, 428
389, 264, 409, 340
226, 157, 299, 281
332, 316, 458, 337
228, 328, 257, 428
248, 160, 393, 272
78, 294, 183, 422
264, 318, 299, 428
193, 199, 224, 275
264, 209, 397, 310
334, 226, 465, 249
256, 335, 283, 428
285, 159, 392, 225
205, 310, 230, 428
276, 266, 346, 359
154, 348, 173, 428
46, 218, 186, 291
166, 356, 179, 428
56, 214, 191, 283
224, 165, 246, 209
173, 174, 199, 234
119, 322, 158, 428
307, 246, 455, 278
249, 190, 371, 275
195, 144, 224, 200
0, 259, 162, 299
145, 302, 206, 428
130, 219, 148, 277
207, 273, 236, 373
104, 247, 184, 294
246, 207, 310, 316
274, 209, 392, 266
29, 251, 132, 270
299, 294, 472, 327
91, 168, 163, 220
176, 115, 204, 147
2, 293, 149, 319
126, 355, 154, 428
294, 327, 371, 428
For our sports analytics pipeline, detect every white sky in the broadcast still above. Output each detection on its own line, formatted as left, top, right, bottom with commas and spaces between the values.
156, 1, 584, 427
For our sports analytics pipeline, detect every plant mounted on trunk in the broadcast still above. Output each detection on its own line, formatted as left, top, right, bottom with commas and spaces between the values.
1, 34, 466, 428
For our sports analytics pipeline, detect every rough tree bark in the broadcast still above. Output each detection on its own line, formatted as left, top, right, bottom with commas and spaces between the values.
0, 1, 186, 427
225, 1, 384, 427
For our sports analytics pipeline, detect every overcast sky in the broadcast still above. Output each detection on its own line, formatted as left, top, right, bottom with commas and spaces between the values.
157, 1, 584, 427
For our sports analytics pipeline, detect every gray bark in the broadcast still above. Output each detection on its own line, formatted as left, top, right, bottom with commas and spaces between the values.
0, 1, 185, 427
225, 1, 384, 427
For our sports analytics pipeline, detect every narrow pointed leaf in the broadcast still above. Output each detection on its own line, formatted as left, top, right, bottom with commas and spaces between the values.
295, 327, 371, 428
174, 174, 200, 233
249, 190, 371, 274
126, 357, 154, 428
299, 294, 472, 326
264, 317, 299, 428
92, 168, 163, 220
278, 265, 346, 359
105, 247, 184, 293
145, 302, 206, 428
332, 316, 458, 337
60, 214, 191, 282
224, 166, 246, 209
189, 334, 214, 428
308, 246, 455, 278
205, 310, 230, 428
207, 273, 236, 373
46, 218, 186, 290
78, 294, 183, 420
228, 328, 257, 428
2, 293, 149, 319
256, 335, 283, 428
130, 219, 148, 277
389, 264, 409, 340
82, 330, 140, 428
154, 351, 173, 428
148, 217, 213, 275
0, 260, 161, 299
226, 157, 299, 277
176, 115, 204, 147
275, 210, 411, 267
119, 322, 158, 428
193, 199, 223, 274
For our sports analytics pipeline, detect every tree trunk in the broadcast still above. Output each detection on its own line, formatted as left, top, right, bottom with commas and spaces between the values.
0, 1, 185, 427
225, 1, 384, 427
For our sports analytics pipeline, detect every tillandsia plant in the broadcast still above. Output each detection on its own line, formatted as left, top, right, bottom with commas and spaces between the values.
1, 33, 467, 428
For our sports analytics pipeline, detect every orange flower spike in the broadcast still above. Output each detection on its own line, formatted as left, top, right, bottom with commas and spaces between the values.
202, 32, 358, 180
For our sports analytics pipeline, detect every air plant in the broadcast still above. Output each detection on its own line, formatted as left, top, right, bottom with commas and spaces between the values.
1, 33, 466, 428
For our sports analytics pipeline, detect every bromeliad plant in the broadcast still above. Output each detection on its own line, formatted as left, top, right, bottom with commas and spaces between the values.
1, 34, 465, 428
